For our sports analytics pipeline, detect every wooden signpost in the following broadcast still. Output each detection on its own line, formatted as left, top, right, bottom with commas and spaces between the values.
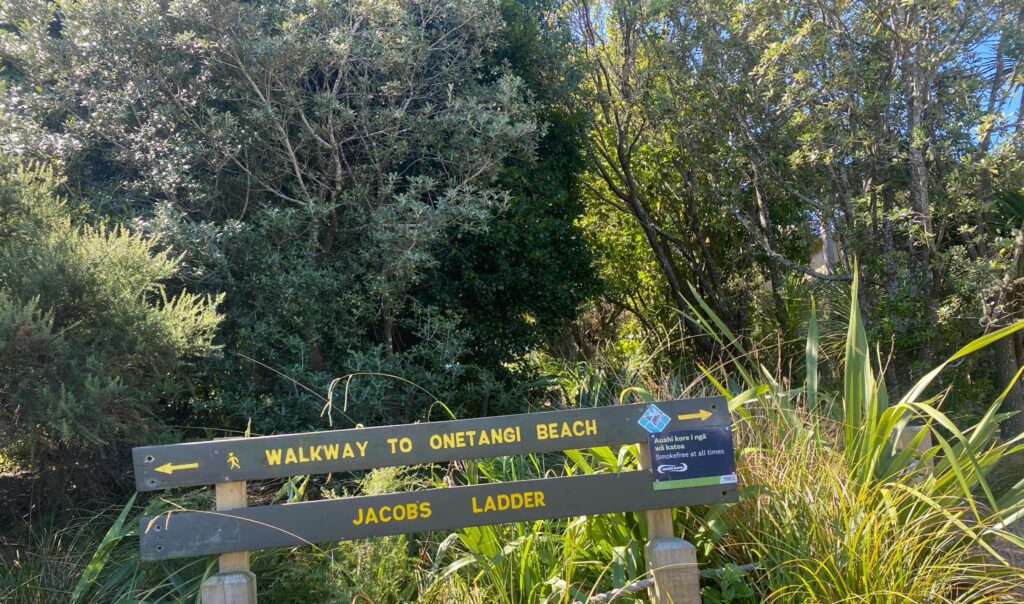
134, 397, 738, 603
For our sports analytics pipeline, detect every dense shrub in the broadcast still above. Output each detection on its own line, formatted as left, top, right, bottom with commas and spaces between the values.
0, 0, 597, 433
0, 157, 222, 471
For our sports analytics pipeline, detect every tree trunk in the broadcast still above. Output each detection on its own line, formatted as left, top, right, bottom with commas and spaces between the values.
751, 167, 790, 342
995, 335, 1024, 438
897, 4, 939, 366
626, 194, 717, 356
383, 315, 395, 357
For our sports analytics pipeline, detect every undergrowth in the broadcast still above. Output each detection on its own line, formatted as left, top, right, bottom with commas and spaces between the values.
3, 274, 1023, 602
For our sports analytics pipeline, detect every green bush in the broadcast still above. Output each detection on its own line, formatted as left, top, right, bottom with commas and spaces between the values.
1, 0, 597, 435
0, 157, 222, 472
686, 271, 1024, 602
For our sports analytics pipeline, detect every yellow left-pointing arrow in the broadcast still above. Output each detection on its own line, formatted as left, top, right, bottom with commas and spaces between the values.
677, 409, 713, 422
154, 462, 200, 475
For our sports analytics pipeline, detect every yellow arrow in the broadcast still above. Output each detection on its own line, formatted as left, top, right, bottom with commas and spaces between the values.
677, 409, 713, 422
154, 462, 200, 475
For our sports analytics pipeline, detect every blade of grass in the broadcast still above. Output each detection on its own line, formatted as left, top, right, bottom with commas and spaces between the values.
70, 493, 136, 604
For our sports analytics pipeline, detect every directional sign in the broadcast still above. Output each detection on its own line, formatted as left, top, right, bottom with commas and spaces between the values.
154, 462, 199, 475
676, 409, 713, 422
133, 397, 727, 491
139, 470, 738, 560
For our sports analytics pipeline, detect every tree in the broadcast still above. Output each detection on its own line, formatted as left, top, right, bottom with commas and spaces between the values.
571, 0, 1024, 424
0, 0, 592, 430
572, 0, 744, 358
419, 0, 601, 416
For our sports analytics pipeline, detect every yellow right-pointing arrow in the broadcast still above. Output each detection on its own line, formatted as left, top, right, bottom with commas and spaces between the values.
154, 462, 200, 475
677, 409, 713, 422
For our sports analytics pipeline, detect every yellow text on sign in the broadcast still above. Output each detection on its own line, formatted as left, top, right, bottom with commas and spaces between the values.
471, 490, 546, 513
352, 502, 432, 525
535, 419, 597, 441
427, 426, 522, 450
264, 441, 368, 466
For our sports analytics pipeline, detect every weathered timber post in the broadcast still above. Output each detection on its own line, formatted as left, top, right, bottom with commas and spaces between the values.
638, 444, 701, 604
200, 479, 257, 604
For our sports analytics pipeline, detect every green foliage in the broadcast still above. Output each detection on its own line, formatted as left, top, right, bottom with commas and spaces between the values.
70, 494, 136, 604
721, 427, 1020, 603
0, 157, 222, 469
5, 286, 1024, 601
700, 564, 755, 604
423, 0, 598, 403
1, 1, 1022, 602
689, 273, 1024, 601
426, 448, 648, 603
572, 0, 1024, 423
0, 470, 423, 603
0, 0, 598, 432
0, 506, 131, 603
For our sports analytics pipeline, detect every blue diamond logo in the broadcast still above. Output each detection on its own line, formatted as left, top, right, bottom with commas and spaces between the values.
638, 404, 670, 433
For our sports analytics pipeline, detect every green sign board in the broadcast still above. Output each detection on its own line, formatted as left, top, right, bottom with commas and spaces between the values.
134, 398, 729, 491
134, 397, 737, 561
140, 471, 737, 560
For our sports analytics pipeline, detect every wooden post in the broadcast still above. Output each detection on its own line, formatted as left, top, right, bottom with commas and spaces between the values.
638, 444, 702, 604
200, 480, 257, 604
216, 481, 250, 573
200, 571, 257, 604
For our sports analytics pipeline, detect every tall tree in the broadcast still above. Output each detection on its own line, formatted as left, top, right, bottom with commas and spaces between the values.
418, 0, 601, 416
572, 0, 1024, 422
0, 0, 557, 430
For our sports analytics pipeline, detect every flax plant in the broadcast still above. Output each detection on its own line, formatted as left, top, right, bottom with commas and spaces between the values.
688, 270, 1024, 602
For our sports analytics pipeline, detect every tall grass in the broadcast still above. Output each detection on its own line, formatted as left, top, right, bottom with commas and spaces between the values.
686, 271, 1024, 602
0, 510, 116, 603
727, 429, 1021, 602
